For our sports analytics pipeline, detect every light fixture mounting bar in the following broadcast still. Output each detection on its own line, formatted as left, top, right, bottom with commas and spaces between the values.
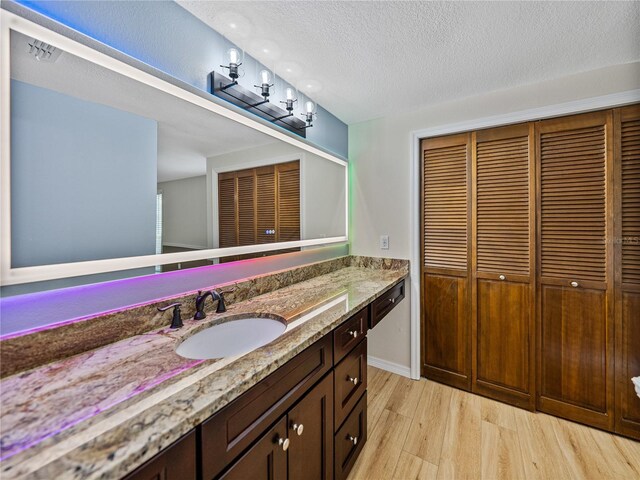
209, 71, 308, 137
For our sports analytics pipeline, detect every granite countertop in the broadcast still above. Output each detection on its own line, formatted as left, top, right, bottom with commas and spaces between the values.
0, 264, 407, 479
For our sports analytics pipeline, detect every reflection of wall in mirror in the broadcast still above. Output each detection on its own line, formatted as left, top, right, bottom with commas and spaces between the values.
157, 175, 208, 251
206, 142, 346, 250
9, 80, 157, 273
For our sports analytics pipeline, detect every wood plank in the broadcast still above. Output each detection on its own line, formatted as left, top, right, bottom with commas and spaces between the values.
436, 388, 482, 479
392, 451, 438, 480
403, 380, 453, 465
385, 376, 426, 418
480, 420, 526, 480
512, 408, 572, 480
348, 409, 411, 480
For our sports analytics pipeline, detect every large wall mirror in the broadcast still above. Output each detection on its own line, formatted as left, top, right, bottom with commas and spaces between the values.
1, 13, 347, 295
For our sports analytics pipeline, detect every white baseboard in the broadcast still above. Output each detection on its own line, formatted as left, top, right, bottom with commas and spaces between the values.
368, 355, 412, 378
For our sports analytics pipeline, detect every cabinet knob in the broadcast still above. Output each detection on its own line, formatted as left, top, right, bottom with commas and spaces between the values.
348, 330, 358, 338
348, 435, 358, 445
499, 275, 506, 281
348, 376, 358, 385
388, 297, 395, 304
570, 281, 579, 288
277, 437, 290, 451
291, 423, 304, 436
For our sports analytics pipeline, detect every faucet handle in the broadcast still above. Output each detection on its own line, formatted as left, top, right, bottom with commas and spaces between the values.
158, 303, 183, 329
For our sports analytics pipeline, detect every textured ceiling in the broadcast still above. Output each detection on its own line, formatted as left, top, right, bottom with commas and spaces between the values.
179, 0, 640, 124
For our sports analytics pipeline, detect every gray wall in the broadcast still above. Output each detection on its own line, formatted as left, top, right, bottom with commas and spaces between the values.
158, 175, 208, 250
10, 80, 157, 267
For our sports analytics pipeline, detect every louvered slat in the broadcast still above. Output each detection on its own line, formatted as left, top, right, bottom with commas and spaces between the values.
276, 163, 301, 242
237, 172, 255, 246
218, 175, 237, 248
476, 134, 530, 275
540, 125, 607, 282
256, 167, 276, 245
423, 139, 468, 270
622, 118, 640, 285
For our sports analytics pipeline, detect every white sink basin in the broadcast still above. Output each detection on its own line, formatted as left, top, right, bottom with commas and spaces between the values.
175, 317, 286, 360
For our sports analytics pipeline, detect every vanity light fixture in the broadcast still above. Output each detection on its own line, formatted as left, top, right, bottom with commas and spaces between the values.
273, 87, 297, 121
302, 101, 317, 128
210, 56, 311, 136
254, 69, 274, 102
219, 47, 243, 90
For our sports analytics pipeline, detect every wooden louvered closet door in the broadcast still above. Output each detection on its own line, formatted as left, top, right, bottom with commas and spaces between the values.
276, 162, 301, 243
218, 161, 300, 256
421, 133, 471, 390
218, 172, 238, 248
614, 105, 640, 440
472, 124, 535, 409
537, 110, 615, 430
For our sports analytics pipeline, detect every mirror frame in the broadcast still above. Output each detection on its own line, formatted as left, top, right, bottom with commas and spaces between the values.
0, 11, 349, 286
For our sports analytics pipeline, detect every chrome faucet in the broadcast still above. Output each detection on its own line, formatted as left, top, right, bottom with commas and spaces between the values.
194, 290, 227, 320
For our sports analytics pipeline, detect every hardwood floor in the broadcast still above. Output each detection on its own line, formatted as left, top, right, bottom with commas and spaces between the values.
348, 367, 640, 480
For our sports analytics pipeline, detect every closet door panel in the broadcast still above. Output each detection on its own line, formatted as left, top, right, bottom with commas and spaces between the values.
539, 285, 607, 413
537, 111, 614, 430
276, 161, 301, 243
237, 170, 256, 246
219, 173, 238, 248
421, 133, 471, 389
473, 123, 534, 408
256, 166, 276, 245
423, 273, 469, 389
475, 279, 531, 407
615, 105, 640, 439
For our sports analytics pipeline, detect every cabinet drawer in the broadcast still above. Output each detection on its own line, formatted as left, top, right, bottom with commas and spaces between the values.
334, 338, 367, 430
200, 334, 333, 479
370, 280, 405, 329
333, 308, 368, 364
124, 430, 196, 480
335, 392, 367, 480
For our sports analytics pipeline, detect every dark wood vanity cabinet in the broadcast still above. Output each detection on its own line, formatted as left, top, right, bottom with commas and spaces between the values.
219, 418, 288, 480
123, 430, 197, 480
122, 279, 405, 480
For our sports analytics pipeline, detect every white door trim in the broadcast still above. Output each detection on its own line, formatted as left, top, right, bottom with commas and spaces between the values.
408, 89, 640, 380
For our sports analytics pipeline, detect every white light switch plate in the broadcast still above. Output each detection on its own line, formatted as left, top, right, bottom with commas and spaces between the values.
380, 235, 389, 250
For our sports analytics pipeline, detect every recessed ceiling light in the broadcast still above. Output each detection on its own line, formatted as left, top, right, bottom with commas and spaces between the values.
263, 48, 269, 53
229, 23, 236, 29
286, 68, 292, 72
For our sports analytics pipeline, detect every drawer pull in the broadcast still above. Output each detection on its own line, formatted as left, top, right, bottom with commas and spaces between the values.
348, 330, 358, 338
499, 274, 506, 281
291, 423, 304, 436
388, 297, 395, 304
277, 437, 290, 451
348, 435, 358, 445
570, 281, 579, 288
348, 376, 358, 385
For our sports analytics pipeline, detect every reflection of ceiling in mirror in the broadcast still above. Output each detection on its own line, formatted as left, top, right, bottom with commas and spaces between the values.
9, 30, 278, 182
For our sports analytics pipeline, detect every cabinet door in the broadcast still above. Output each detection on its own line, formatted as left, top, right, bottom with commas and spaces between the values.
219, 418, 288, 480
537, 111, 614, 430
287, 372, 334, 480
124, 431, 196, 480
421, 133, 471, 390
614, 104, 640, 439
473, 123, 535, 409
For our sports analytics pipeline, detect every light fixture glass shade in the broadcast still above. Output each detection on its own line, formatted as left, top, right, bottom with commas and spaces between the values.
305, 100, 316, 114
227, 47, 241, 65
259, 69, 272, 85
286, 87, 296, 101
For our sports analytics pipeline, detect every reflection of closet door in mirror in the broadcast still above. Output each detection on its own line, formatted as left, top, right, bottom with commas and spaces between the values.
218, 161, 300, 262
